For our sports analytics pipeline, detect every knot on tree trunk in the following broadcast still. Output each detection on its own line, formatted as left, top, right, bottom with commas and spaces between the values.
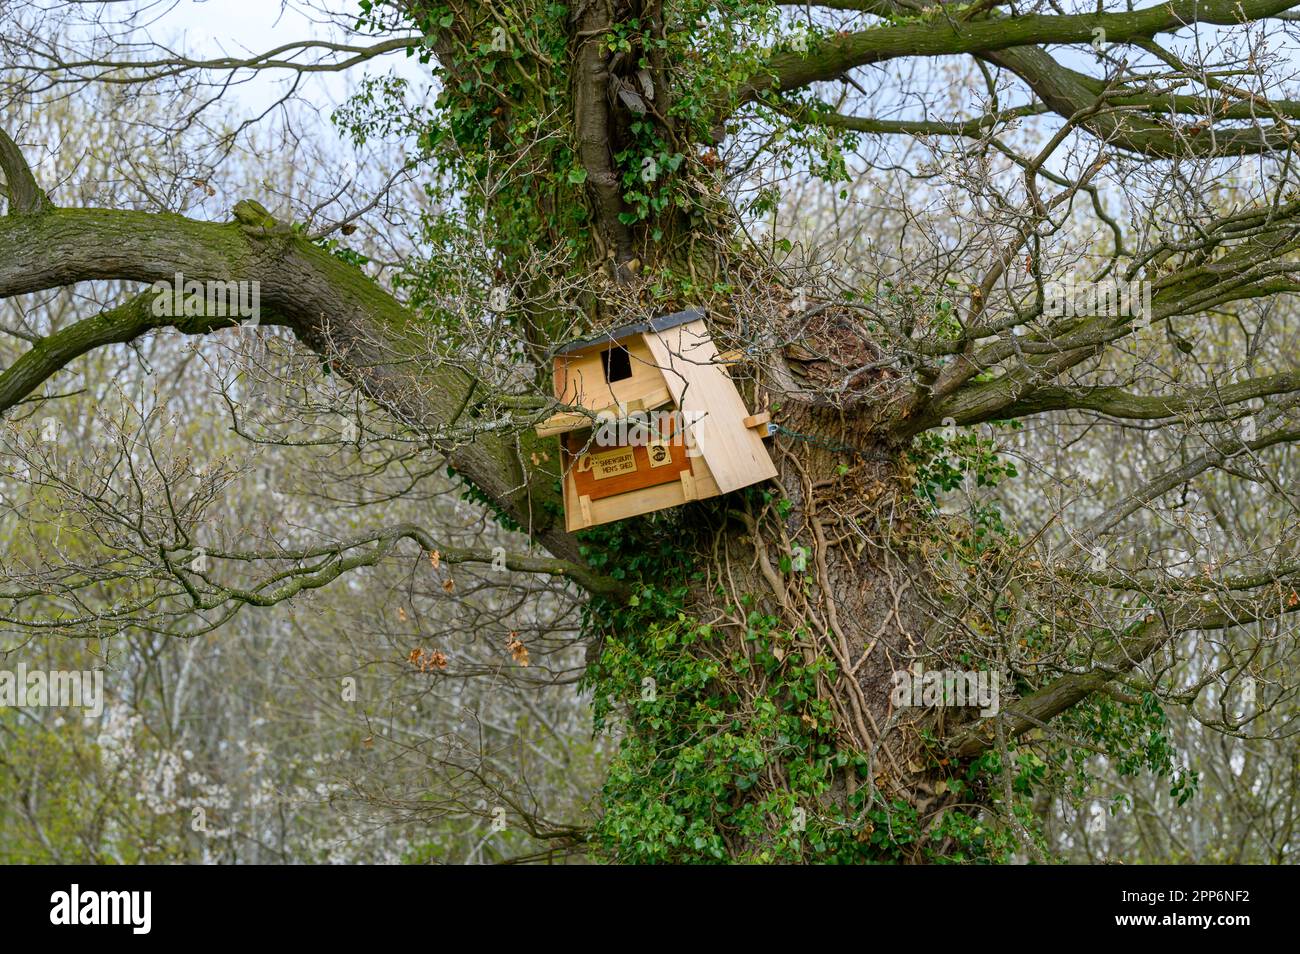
232, 198, 293, 238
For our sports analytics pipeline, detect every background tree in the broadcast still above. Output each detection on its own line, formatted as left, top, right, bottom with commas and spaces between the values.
4, 0, 1300, 862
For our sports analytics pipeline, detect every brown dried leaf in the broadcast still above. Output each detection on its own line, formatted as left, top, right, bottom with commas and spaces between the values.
507, 632, 530, 667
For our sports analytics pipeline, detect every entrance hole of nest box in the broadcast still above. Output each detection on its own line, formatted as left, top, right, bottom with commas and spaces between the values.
601, 345, 633, 383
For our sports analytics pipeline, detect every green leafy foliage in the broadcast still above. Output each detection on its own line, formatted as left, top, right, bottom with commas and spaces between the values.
575, 516, 1021, 863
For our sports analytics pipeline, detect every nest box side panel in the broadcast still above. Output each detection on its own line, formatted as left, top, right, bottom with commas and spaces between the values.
642, 320, 777, 494
552, 336, 672, 413
563, 470, 587, 533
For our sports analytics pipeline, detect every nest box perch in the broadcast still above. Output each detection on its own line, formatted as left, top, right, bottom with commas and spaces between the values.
536, 309, 777, 531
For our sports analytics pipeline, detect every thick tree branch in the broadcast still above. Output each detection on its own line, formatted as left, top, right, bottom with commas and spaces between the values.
0, 201, 584, 568
984, 45, 1296, 157
7, 35, 423, 84
1076, 416, 1300, 549
989, 372, 1300, 424
0, 128, 52, 216
947, 585, 1300, 758
752, 0, 1297, 100
156, 523, 630, 609
901, 199, 1300, 433
0, 292, 270, 411
573, 2, 635, 270
778, 101, 1049, 139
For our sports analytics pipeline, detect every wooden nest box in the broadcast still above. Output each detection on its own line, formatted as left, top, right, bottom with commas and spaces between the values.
536, 309, 777, 531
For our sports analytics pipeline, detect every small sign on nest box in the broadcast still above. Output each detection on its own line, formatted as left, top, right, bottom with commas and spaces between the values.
536, 309, 776, 531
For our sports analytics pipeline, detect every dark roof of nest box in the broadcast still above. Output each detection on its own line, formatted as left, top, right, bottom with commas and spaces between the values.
554, 308, 704, 356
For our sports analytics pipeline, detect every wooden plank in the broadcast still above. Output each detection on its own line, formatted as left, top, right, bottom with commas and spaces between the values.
743, 411, 771, 429
564, 471, 589, 533
566, 427, 691, 501
690, 456, 722, 499
536, 385, 676, 438
585, 479, 688, 527
619, 386, 674, 414
536, 411, 596, 438
643, 320, 778, 494
574, 457, 723, 529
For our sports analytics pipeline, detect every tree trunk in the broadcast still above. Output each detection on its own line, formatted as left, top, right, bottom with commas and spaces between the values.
396, 4, 1011, 861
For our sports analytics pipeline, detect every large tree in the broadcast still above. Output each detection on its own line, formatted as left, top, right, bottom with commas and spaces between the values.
5, 0, 1300, 862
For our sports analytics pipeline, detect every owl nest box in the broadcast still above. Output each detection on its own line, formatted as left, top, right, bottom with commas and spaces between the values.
536, 309, 777, 531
